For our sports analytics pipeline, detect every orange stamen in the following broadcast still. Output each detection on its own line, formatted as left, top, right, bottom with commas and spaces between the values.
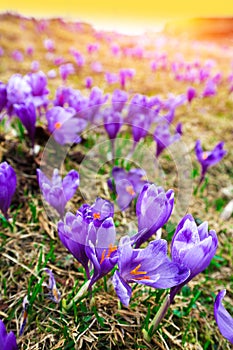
100, 244, 117, 264
130, 263, 147, 275
126, 185, 136, 196
53, 287, 59, 301
100, 249, 106, 264
106, 243, 117, 258
54, 122, 62, 129
93, 212, 101, 220
134, 276, 150, 280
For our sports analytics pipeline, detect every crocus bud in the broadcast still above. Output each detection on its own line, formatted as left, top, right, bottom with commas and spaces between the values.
0, 162, 17, 218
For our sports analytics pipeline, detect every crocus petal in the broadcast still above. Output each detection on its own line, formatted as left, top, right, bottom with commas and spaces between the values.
112, 270, 132, 306
214, 290, 233, 344
62, 170, 80, 201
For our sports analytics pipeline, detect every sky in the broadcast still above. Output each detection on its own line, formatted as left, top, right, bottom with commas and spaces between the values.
1, 0, 233, 35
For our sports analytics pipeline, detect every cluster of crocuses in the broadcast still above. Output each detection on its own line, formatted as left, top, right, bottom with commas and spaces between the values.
34, 165, 233, 345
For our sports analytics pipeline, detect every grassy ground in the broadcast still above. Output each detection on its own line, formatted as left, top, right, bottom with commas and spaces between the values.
0, 13, 232, 350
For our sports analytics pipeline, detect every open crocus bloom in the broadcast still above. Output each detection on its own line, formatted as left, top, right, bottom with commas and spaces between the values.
112, 236, 190, 306
46, 106, 87, 145
171, 214, 218, 282
195, 140, 227, 183
214, 289, 233, 344
37, 168, 79, 217
110, 167, 148, 211
86, 217, 118, 287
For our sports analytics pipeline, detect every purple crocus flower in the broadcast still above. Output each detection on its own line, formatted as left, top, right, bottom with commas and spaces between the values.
154, 123, 181, 158
195, 140, 227, 183
59, 63, 75, 81
0, 47, 4, 56
43, 268, 61, 303
103, 108, 123, 139
46, 106, 87, 145
202, 80, 217, 97
54, 56, 65, 66
85, 76, 93, 89
87, 43, 99, 54
31, 61, 40, 72
91, 61, 102, 73
0, 319, 18, 350
132, 113, 152, 144
25, 71, 49, 98
214, 290, 233, 344
119, 68, 135, 89
0, 82, 7, 113
0, 162, 17, 218
187, 86, 197, 103
105, 72, 119, 85
127, 94, 151, 122
26, 45, 34, 56
86, 217, 118, 287
171, 214, 218, 282
58, 198, 114, 277
6, 74, 32, 111
12, 50, 23, 62
112, 89, 128, 112
110, 167, 148, 211
37, 168, 80, 217
112, 236, 190, 306
44, 38, 55, 52
47, 69, 57, 79
132, 183, 174, 248
58, 210, 91, 277
87, 87, 108, 123
71, 49, 85, 67
14, 102, 36, 146
111, 43, 120, 56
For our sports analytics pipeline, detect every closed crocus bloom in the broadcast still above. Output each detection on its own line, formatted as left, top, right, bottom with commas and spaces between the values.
14, 102, 36, 146
59, 63, 75, 81
86, 217, 118, 287
0, 162, 17, 218
214, 290, 233, 344
171, 214, 218, 281
46, 106, 87, 145
112, 236, 190, 306
85, 76, 93, 89
187, 86, 197, 103
0, 320, 18, 350
202, 79, 217, 97
195, 140, 227, 183
58, 211, 90, 276
37, 168, 80, 217
132, 114, 151, 143
133, 183, 174, 248
103, 108, 123, 140
0, 82, 7, 113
